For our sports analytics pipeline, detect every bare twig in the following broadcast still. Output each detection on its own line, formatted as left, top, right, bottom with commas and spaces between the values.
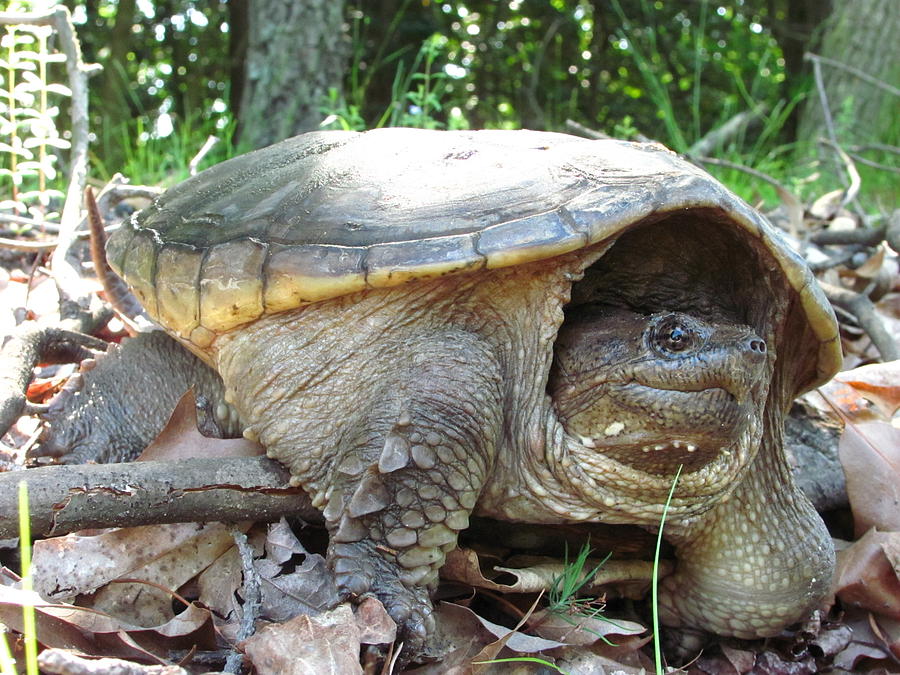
189, 136, 220, 176
0, 237, 59, 251
846, 152, 900, 175
810, 224, 886, 247
809, 53, 842, 181
819, 138, 862, 209
564, 119, 609, 140
820, 281, 899, 362
0, 457, 318, 539
805, 52, 900, 99
848, 142, 900, 156
688, 105, 767, 157
86, 187, 147, 328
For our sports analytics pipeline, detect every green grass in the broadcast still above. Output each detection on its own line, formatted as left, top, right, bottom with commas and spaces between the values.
0, 483, 39, 675
91, 113, 238, 188
652, 465, 683, 675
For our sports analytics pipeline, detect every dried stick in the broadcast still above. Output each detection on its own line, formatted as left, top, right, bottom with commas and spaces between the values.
688, 105, 766, 157
805, 52, 900, 99
819, 138, 862, 209
0, 457, 319, 540
0, 237, 60, 251
820, 282, 899, 362
189, 136, 220, 176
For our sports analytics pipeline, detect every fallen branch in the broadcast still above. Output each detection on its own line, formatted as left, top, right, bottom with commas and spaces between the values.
688, 105, 766, 157
810, 223, 886, 247
0, 320, 110, 438
0, 457, 318, 539
820, 281, 899, 362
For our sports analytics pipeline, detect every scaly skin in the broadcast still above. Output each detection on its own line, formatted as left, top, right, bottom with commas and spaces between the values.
208, 241, 833, 652
34, 331, 239, 463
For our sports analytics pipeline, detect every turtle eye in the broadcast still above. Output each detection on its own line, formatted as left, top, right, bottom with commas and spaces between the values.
649, 314, 705, 356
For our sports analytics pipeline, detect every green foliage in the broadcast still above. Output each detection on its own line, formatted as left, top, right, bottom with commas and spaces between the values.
28, 0, 885, 211
546, 542, 618, 645
91, 112, 237, 188
0, 23, 70, 223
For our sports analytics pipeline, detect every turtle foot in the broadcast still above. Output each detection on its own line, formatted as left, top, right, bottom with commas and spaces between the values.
330, 540, 436, 659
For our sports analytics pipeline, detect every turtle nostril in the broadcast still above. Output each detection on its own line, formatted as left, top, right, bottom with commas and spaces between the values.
747, 339, 766, 354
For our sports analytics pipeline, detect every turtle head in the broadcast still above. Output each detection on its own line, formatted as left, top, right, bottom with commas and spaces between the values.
550, 306, 768, 476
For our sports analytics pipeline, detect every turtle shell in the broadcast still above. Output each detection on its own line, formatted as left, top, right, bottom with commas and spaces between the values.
106, 128, 840, 389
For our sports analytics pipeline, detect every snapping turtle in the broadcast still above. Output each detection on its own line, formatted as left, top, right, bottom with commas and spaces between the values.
105, 128, 841, 652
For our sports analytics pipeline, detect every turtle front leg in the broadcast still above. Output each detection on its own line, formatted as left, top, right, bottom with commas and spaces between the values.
322, 332, 504, 652
659, 433, 835, 639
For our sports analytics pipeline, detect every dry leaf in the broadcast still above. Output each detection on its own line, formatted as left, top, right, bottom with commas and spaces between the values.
138, 390, 262, 462
32, 523, 236, 603
442, 547, 669, 600
354, 596, 397, 645
526, 607, 645, 645
835, 529, 900, 620
834, 360, 900, 420
838, 420, 900, 535
241, 604, 363, 675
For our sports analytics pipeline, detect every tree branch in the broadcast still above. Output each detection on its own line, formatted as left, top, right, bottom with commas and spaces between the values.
0, 457, 319, 539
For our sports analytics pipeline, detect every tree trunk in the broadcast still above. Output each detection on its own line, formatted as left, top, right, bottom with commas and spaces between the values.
796, 0, 900, 148
236, 0, 347, 150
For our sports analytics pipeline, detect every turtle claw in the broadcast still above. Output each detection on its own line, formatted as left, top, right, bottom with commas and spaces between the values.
330, 539, 435, 660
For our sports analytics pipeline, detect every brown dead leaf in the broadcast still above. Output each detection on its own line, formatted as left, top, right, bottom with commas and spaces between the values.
354, 596, 396, 645
241, 603, 363, 675
552, 642, 650, 675
263, 517, 308, 564
0, 585, 217, 663
815, 379, 880, 424
471, 610, 567, 654
38, 649, 189, 675
833, 609, 900, 670
254, 521, 341, 622
837, 420, 900, 535
835, 529, 900, 621
834, 360, 900, 420
525, 608, 645, 645
32, 523, 237, 605
85, 523, 240, 627
808, 189, 845, 221
197, 525, 266, 625
138, 390, 262, 462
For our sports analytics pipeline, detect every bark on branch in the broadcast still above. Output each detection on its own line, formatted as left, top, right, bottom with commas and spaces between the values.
0, 457, 319, 540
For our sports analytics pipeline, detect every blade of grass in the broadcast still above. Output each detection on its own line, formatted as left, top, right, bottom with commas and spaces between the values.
652, 464, 683, 675
18, 482, 37, 675
0, 629, 14, 675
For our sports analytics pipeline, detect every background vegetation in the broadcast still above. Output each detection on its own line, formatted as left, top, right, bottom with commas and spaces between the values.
2, 0, 897, 216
